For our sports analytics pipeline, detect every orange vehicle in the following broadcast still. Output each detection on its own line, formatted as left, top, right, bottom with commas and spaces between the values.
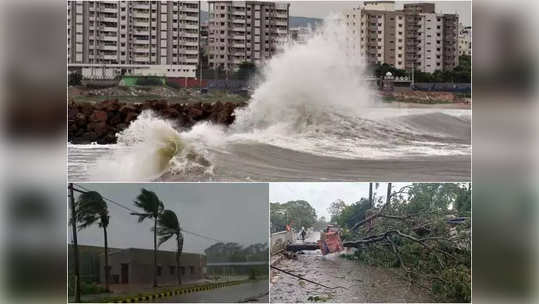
318, 225, 344, 255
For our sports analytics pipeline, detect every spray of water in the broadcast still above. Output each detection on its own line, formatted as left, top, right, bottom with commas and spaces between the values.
232, 16, 376, 133
89, 111, 213, 181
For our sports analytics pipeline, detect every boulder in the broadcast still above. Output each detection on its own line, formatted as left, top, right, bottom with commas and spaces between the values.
90, 110, 108, 122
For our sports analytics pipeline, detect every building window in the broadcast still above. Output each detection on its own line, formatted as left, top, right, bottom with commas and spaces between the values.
170, 266, 175, 275
190, 266, 195, 274
157, 266, 162, 276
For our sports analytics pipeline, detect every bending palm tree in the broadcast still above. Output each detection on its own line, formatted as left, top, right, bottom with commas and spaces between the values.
132, 188, 164, 287
74, 191, 110, 291
157, 210, 184, 285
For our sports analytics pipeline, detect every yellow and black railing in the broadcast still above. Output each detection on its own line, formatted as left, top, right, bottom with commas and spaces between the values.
107, 280, 246, 303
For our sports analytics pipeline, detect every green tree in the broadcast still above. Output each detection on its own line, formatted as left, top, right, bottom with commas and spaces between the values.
270, 202, 288, 232
73, 191, 110, 292
157, 209, 183, 285
68, 72, 82, 86
328, 199, 346, 223
284, 200, 317, 230
335, 198, 371, 229
234, 61, 257, 80
132, 188, 164, 287
454, 183, 471, 215
404, 183, 461, 213
271, 201, 317, 231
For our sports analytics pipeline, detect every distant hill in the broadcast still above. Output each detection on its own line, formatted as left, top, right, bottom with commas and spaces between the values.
200, 11, 322, 29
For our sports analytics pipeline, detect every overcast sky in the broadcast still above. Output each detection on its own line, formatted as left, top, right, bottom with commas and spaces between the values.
201, 1, 471, 26
269, 182, 410, 219
69, 183, 268, 254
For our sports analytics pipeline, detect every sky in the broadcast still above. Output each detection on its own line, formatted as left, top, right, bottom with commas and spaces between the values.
201, 1, 471, 27
269, 182, 410, 219
69, 183, 269, 254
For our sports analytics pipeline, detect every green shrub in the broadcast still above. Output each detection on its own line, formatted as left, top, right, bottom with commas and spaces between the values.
248, 268, 258, 280
69, 72, 82, 86
166, 80, 182, 89
136, 77, 163, 86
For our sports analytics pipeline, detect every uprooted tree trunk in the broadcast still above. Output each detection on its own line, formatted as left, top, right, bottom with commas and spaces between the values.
286, 242, 319, 252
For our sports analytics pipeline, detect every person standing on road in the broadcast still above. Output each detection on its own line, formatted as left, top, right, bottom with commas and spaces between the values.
300, 227, 306, 242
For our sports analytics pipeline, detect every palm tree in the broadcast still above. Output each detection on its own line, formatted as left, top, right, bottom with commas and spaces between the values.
157, 210, 184, 285
74, 190, 110, 292
132, 188, 164, 287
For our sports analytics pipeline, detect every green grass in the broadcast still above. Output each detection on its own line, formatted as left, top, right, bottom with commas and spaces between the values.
70, 87, 249, 104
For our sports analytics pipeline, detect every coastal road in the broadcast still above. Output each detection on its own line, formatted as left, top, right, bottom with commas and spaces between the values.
152, 280, 269, 303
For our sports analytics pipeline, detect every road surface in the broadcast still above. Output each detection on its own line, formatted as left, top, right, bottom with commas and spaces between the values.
271, 231, 433, 303
152, 280, 269, 303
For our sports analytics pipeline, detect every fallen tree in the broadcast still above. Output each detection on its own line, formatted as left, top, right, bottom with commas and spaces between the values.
337, 183, 471, 303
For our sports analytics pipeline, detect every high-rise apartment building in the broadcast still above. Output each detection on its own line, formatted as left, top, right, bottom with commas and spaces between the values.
67, 1, 200, 77
458, 24, 472, 56
207, 1, 290, 72
342, 1, 459, 73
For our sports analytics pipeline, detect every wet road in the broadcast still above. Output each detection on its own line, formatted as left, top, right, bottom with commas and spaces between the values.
270, 231, 433, 303
153, 280, 269, 303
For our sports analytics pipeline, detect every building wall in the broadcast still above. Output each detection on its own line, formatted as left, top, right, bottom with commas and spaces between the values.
442, 14, 459, 70
207, 1, 289, 71
458, 26, 471, 56
67, 1, 199, 76
341, 2, 459, 73
100, 248, 207, 286
417, 13, 444, 73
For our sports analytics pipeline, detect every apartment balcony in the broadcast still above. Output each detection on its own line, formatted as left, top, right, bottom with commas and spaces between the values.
231, 27, 245, 32
182, 32, 198, 38
275, 2, 288, 10
232, 2, 246, 8
231, 10, 246, 16
184, 57, 199, 63
133, 38, 150, 44
183, 48, 199, 55
134, 47, 150, 53
182, 23, 199, 30
133, 4, 150, 10
233, 35, 245, 40
134, 56, 150, 62
232, 18, 246, 24
183, 15, 199, 22
100, 26, 118, 32
103, 54, 117, 60
99, 45, 117, 51
133, 30, 150, 36
134, 12, 149, 18
134, 21, 150, 27
101, 35, 118, 41
100, 17, 118, 23
101, 7, 118, 14
232, 43, 245, 48
274, 20, 288, 27
183, 39, 199, 45
181, 6, 199, 13
275, 29, 288, 35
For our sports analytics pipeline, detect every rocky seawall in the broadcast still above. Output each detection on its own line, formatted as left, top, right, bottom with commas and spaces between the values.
68, 99, 247, 144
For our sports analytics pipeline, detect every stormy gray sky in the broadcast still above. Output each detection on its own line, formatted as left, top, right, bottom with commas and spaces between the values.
69, 183, 268, 254
269, 183, 410, 219
202, 1, 471, 26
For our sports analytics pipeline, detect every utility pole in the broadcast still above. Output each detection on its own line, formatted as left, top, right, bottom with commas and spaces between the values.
69, 183, 81, 303
369, 183, 373, 208
386, 183, 392, 206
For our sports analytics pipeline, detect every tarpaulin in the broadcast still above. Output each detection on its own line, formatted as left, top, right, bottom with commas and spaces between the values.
318, 231, 344, 255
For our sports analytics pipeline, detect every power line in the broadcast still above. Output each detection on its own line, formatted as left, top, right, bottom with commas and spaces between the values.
72, 183, 233, 245
74, 183, 138, 213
